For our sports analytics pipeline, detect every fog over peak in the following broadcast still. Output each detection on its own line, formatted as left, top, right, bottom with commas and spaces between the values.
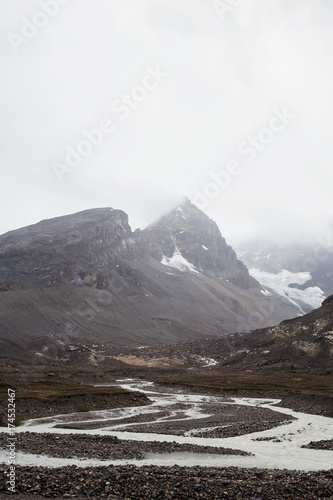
1, 0, 332, 247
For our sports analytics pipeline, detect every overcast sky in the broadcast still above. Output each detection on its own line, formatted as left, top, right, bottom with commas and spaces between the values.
1, 0, 333, 244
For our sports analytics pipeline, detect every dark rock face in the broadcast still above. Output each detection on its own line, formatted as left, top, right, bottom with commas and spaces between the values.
0, 208, 145, 290
0, 201, 260, 293
143, 199, 258, 290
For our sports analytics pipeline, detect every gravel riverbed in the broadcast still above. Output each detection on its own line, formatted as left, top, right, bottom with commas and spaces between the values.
52, 401, 294, 438
302, 439, 333, 451
1, 464, 332, 499
0, 432, 250, 460
1, 380, 332, 497
108, 409, 294, 438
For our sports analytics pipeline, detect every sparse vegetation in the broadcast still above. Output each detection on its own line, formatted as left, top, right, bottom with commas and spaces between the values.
76, 405, 92, 413
0, 369, 150, 423
149, 367, 333, 396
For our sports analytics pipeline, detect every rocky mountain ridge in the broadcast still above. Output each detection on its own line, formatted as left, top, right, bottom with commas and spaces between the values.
0, 207, 144, 290
0, 201, 300, 362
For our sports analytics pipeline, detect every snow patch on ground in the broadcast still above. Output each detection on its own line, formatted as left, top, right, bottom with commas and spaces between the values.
249, 268, 325, 313
161, 252, 200, 274
200, 357, 218, 366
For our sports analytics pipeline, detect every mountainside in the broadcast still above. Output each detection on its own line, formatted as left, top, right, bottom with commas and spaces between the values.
236, 239, 333, 315
0, 201, 299, 362
123, 295, 333, 371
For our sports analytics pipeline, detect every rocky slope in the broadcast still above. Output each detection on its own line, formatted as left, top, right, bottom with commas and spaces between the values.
0, 201, 298, 362
129, 295, 333, 371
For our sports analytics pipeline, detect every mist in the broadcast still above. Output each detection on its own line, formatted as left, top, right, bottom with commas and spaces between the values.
1, 0, 332, 245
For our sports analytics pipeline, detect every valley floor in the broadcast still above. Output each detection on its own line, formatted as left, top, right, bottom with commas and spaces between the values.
0, 378, 333, 498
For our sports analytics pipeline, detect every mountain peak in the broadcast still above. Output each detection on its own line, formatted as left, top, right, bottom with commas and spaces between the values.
143, 201, 258, 289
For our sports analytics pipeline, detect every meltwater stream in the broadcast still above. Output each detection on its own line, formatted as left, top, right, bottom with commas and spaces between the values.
1, 379, 332, 471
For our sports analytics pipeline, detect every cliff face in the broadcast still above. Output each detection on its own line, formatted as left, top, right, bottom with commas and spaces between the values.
0, 208, 145, 290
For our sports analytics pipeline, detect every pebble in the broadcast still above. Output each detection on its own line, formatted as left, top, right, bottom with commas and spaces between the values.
0, 465, 332, 498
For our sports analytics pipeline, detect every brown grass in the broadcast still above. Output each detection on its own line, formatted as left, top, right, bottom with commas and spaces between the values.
149, 367, 333, 397
0, 373, 135, 401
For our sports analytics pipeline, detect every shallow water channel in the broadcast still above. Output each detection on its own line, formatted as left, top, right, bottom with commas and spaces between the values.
1, 378, 332, 471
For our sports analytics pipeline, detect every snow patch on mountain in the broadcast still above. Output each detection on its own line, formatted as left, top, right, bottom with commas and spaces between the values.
161, 252, 200, 274
249, 268, 326, 314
